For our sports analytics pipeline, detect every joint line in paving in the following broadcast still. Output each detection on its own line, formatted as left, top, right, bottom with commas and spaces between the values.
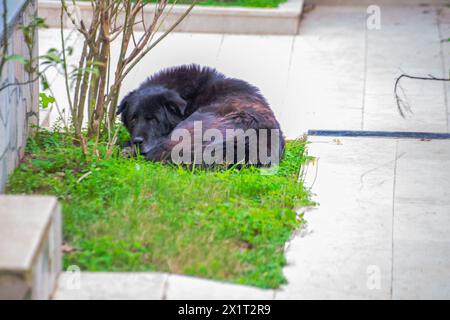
308, 130, 450, 140
436, 10, 449, 132
390, 140, 399, 300
361, 14, 369, 130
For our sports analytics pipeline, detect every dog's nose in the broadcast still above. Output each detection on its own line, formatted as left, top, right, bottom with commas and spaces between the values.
133, 137, 144, 145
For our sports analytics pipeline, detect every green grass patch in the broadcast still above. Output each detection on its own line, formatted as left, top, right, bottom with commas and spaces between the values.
7, 129, 312, 288
173, 0, 287, 8
75, 0, 288, 8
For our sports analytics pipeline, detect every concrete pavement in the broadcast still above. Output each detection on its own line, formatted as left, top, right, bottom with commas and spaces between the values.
277, 137, 450, 299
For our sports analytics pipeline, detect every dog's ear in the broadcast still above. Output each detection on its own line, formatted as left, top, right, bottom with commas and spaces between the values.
162, 90, 187, 116
116, 98, 127, 115
116, 91, 134, 115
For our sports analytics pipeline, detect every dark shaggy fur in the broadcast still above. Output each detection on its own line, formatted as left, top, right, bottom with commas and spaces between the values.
117, 64, 285, 166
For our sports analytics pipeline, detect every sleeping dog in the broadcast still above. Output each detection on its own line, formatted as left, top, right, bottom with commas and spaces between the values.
117, 64, 284, 166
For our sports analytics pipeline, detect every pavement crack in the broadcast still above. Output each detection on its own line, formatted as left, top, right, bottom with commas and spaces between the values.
359, 152, 405, 191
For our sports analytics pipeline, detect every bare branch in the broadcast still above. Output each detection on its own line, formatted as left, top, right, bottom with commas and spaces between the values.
394, 73, 450, 118
122, 0, 197, 82
60, 5, 74, 117
0, 64, 53, 92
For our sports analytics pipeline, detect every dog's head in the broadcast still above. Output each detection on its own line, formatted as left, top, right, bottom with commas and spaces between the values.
117, 86, 187, 154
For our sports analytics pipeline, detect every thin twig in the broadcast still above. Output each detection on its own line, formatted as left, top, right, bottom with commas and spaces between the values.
46, 82, 70, 131
0, 64, 53, 91
121, 0, 197, 82
394, 73, 450, 117
60, 5, 74, 116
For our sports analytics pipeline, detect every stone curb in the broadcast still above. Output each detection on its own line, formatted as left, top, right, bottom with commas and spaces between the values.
54, 272, 276, 300
38, 0, 304, 35
0, 195, 62, 300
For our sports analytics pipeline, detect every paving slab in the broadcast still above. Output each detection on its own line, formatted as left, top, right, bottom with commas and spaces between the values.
165, 274, 274, 300
215, 35, 294, 120
438, 8, 450, 133
277, 137, 396, 299
392, 240, 450, 299
391, 139, 450, 299
363, 93, 448, 132
54, 272, 168, 300
395, 139, 450, 204
281, 6, 366, 137
364, 6, 448, 132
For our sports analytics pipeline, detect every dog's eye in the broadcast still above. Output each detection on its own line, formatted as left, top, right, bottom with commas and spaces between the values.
145, 116, 156, 122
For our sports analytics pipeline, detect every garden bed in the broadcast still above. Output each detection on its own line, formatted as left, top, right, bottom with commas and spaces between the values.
178, 0, 287, 8
7, 129, 312, 288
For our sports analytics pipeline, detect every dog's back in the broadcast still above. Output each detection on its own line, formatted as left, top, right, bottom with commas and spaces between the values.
121, 64, 285, 166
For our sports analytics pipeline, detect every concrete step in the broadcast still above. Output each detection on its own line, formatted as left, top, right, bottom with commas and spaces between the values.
0, 195, 62, 299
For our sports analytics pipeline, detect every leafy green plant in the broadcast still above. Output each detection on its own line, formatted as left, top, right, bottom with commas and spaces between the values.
39, 92, 56, 109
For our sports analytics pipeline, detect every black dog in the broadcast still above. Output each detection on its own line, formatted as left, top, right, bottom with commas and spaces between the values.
117, 64, 284, 166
